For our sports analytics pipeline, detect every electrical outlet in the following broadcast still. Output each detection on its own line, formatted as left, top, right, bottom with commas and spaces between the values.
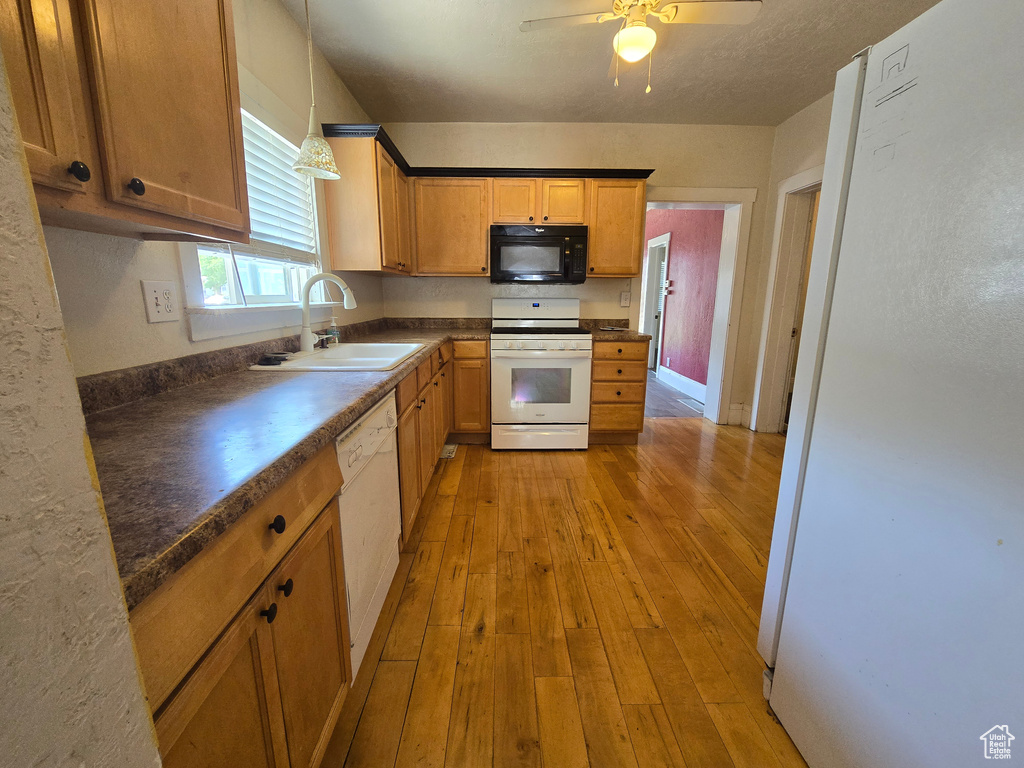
620, 291, 631, 308
142, 280, 181, 323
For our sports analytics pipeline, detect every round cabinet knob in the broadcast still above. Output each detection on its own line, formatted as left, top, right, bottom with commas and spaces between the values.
617, 369, 623, 374
616, 391, 622, 396
127, 177, 146, 196
268, 515, 287, 534
528, 216, 534, 222
260, 603, 278, 623
618, 348, 623, 354
481, 267, 487, 272
543, 216, 549, 221
278, 578, 294, 598
67, 160, 91, 182
589, 267, 595, 273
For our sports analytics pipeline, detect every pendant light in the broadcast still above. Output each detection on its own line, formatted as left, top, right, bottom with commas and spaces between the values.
292, 0, 340, 180
612, 20, 657, 63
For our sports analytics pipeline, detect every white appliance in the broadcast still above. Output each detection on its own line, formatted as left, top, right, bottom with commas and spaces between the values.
758, 1, 1024, 766
490, 298, 592, 449
335, 393, 401, 679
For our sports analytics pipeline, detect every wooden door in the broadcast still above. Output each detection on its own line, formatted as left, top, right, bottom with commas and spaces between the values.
267, 506, 350, 768
414, 178, 489, 275
0, 0, 91, 192
396, 402, 421, 542
78, 0, 248, 230
452, 358, 490, 433
429, 372, 447, 457
376, 144, 401, 271
395, 167, 413, 273
540, 179, 586, 224
417, 385, 437, 490
156, 592, 288, 768
588, 180, 646, 276
440, 362, 453, 438
491, 178, 537, 223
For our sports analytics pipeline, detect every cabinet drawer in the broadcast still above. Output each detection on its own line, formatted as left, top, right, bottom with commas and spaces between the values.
590, 403, 645, 432
592, 360, 648, 382
453, 340, 488, 359
396, 372, 419, 413
416, 359, 432, 391
592, 382, 646, 404
130, 444, 343, 713
594, 341, 649, 361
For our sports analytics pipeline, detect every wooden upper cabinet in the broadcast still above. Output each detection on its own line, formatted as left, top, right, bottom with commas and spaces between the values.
375, 143, 401, 271
77, 0, 249, 231
491, 178, 537, 223
395, 168, 414, 272
587, 179, 647, 277
414, 177, 490, 275
156, 593, 289, 768
1, 0, 91, 193
540, 178, 586, 224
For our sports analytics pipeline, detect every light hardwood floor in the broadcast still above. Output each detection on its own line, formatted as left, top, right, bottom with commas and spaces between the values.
323, 418, 805, 768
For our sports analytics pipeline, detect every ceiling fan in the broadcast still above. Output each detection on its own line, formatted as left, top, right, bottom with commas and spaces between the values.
520, 0, 762, 90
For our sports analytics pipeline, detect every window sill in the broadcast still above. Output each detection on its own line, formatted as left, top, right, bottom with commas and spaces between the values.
185, 302, 343, 342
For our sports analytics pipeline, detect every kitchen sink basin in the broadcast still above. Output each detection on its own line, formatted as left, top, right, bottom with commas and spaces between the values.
251, 343, 425, 372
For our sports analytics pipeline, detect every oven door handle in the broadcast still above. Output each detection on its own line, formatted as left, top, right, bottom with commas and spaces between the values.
490, 349, 592, 359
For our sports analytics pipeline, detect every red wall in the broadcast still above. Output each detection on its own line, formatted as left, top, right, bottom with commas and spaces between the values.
644, 209, 724, 386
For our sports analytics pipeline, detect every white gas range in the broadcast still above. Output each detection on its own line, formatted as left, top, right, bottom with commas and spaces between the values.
490, 298, 592, 450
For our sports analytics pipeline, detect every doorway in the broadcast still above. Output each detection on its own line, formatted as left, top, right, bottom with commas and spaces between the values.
640, 233, 670, 370
751, 166, 825, 433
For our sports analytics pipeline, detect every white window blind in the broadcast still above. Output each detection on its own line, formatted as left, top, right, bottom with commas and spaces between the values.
241, 110, 318, 263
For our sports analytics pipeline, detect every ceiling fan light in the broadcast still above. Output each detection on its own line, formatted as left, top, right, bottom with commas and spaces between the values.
613, 22, 656, 63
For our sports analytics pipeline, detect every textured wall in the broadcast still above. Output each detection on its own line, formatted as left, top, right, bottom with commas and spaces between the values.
0, 49, 161, 767
645, 209, 725, 385
45, 0, 386, 377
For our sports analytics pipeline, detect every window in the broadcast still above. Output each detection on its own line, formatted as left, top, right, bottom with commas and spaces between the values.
193, 109, 327, 309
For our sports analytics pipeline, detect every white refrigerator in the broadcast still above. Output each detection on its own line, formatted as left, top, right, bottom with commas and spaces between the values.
756, 0, 1024, 766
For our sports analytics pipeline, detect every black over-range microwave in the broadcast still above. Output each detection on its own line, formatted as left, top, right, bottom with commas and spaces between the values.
490, 225, 588, 284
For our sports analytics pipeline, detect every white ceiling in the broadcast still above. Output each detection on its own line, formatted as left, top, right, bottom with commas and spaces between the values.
292, 0, 941, 126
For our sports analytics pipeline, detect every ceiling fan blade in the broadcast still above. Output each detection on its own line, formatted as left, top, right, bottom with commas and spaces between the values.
658, 0, 762, 25
519, 12, 606, 32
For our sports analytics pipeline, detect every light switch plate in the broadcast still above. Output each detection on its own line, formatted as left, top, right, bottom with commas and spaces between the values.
620, 291, 631, 308
142, 280, 181, 323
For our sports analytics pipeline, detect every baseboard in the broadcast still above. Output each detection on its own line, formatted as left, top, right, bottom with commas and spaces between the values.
656, 366, 707, 403
589, 431, 640, 445
447, 432, 491, 445
727, 403, 753, 428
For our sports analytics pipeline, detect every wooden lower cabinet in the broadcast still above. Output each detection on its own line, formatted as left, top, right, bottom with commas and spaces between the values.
452, 340, 490, 434
590, 338, 651, 442
153, 504, 350, 768
396, 400, 421, 542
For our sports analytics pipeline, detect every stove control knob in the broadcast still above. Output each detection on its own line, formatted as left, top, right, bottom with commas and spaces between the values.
517, 341, 524, 349
571, 342, 578, 350
558, 341, 566, 350
504, 341, 512, 349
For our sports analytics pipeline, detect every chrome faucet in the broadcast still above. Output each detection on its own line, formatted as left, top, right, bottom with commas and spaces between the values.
300, 272, 357, 352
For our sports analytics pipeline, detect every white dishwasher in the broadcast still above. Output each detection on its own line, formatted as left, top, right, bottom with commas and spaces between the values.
335, 392, 401, 679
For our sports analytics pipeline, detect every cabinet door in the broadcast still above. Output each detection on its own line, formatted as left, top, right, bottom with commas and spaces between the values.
156, 592, 288, 768
267, 506, 350, 768
395, 168, 413, 273
417, 387, 437, 490
440, 362, 453, 438
491, 178, 537, 224
79, 0, 248, 231
429, 372, 448, 457
414, 178, 489, 275
452, 358, 490, 433
540, 179, 586, 224
588, 180, 647, 276
376, 143, 401, 271
0, 0, 90, 192
397, 401, 421, 542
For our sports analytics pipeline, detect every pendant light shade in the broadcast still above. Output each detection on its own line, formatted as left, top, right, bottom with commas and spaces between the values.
292, 0, 340, 181
613, 21, 657, 63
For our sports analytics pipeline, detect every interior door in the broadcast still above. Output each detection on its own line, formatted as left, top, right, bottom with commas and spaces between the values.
642, 234, 670, 369
768, 4, 1024, 766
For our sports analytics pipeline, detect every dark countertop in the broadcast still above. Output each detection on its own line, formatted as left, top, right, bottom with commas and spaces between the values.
90, 329, 486, 610
590, 329, 652, 342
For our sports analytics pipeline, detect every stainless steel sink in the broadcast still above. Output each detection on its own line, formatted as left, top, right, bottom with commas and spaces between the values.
251, 343, 425, 372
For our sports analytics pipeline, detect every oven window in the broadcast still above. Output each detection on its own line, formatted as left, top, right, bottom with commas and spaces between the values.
500, 245, 562, 274
511, 368, 572, 403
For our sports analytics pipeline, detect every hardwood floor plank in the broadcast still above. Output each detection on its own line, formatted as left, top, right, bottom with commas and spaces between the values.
463, 573, 497, 637
518, 455, 549, 538
420, 494, 456, 542
382, 541, 446, 661
453, 445, 482, 517
496, 550, 530, 634
344, 661, 417, 768
621, 704, 687, 768
494, 633, 542, 768
428, 515, 474, 626
565, 629, 639, 768
497, 452, 524, 552
535, 677, 590, 768
437, 445, 466, 497
468, 504, 498, 575
523, 537, 572, 677
546, 504, 598, 630
446, 632, 495, 767
706, 702, 785, 768
394, 626, 461, 768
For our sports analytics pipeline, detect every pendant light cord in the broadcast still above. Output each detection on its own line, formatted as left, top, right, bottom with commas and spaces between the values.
305, 0, 315, 108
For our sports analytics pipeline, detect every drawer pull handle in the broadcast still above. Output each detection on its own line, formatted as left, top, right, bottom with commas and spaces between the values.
127, 177, 146, 196
616, 391, 622, 396
68, 160, 91, 182
268, 515, 287, 534
618, 348, 623, 354
260, 603, 278, 624
617, 369, 623, 374
278, 578, 294, 598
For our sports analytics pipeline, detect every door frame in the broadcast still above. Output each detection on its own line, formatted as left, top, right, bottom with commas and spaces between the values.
644, 187, 757, 425
750, 165, 825, 433
639, 233, 671, 369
